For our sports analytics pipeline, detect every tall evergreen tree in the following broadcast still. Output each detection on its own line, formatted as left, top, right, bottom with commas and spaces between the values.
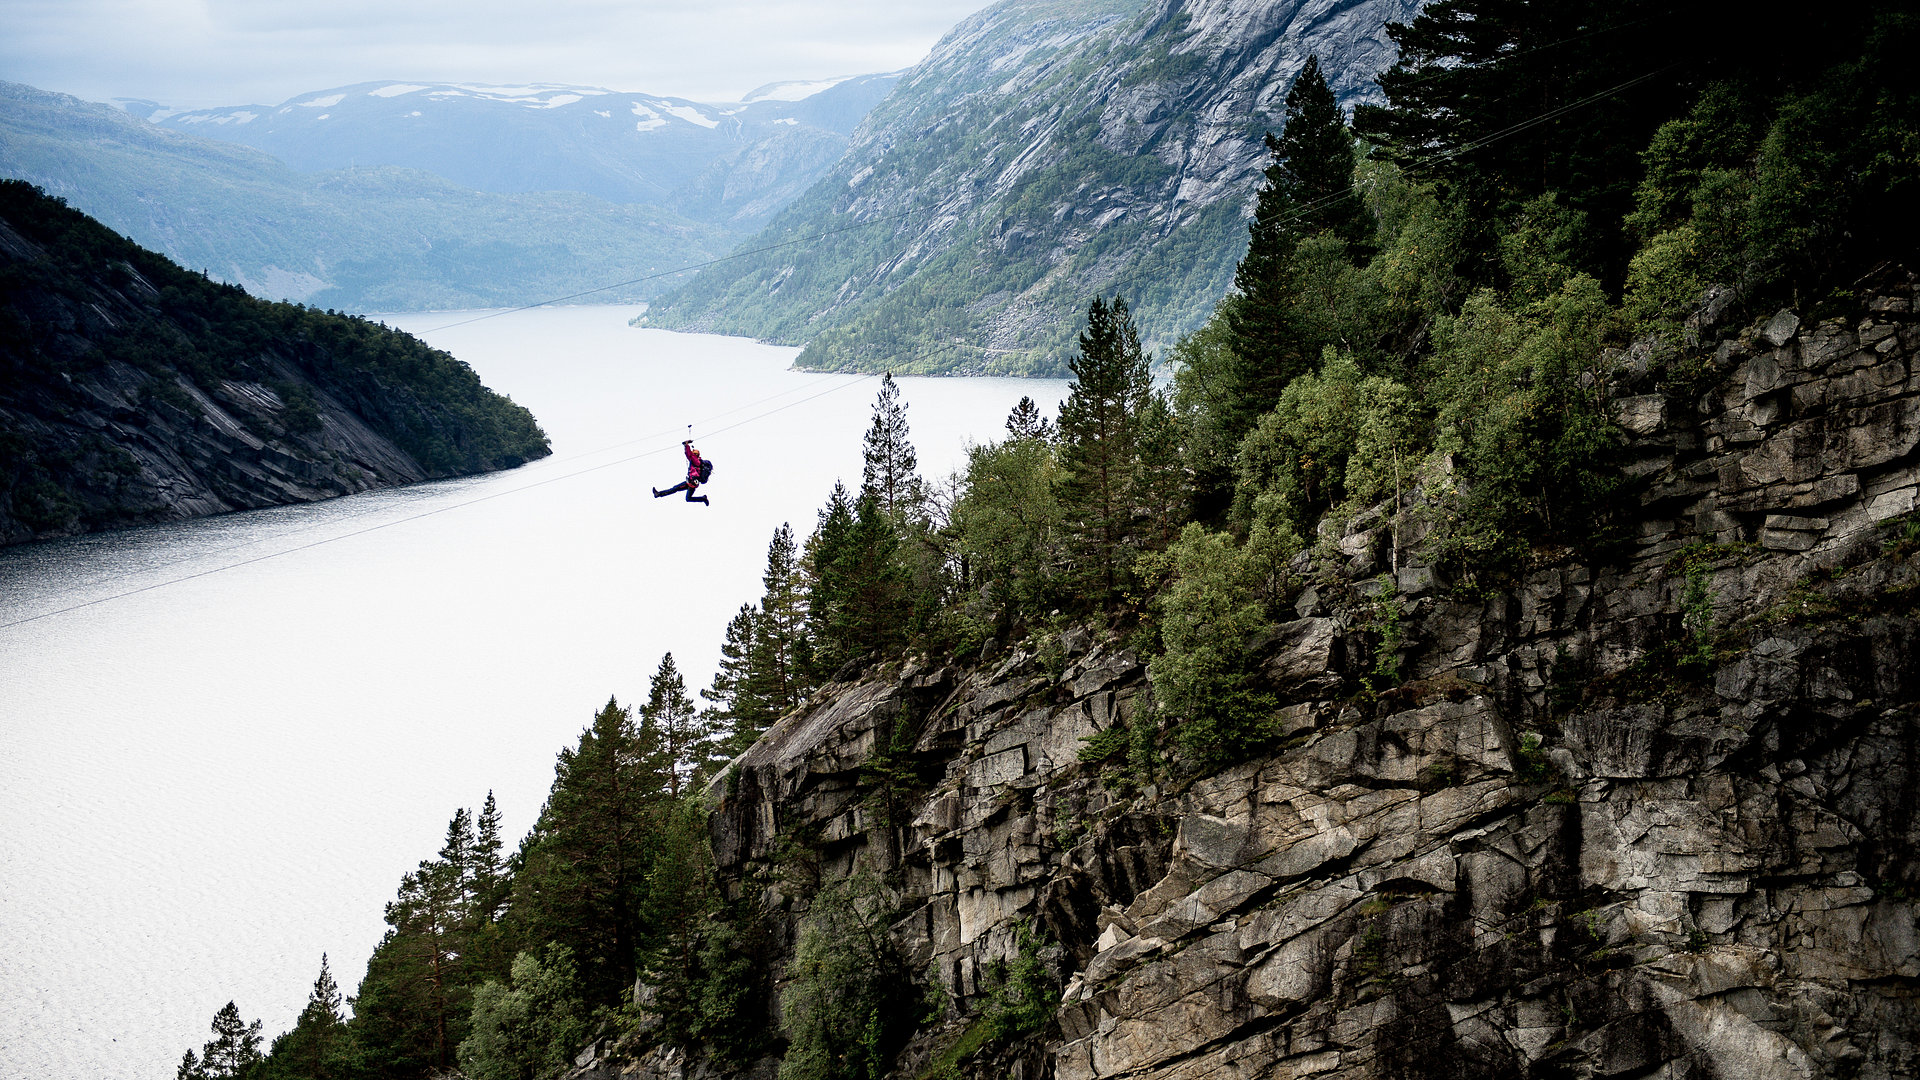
703, 603, 768, 751
471, 793, 509, 928
1005, 395, 1054, 441
465, 792, 513, 982
641, 652, 714, 796
346, 803, 485, 1078
840, 490, 913, 651
1270, 56, 1369, 250
1132, 389, 1190, 552
860, 373, 924, 522
1224, 55, 1364, 439
508, 697, 671, 1006
437, 807, 476, 911
381, 855, 467, 1071
1057, 295, 1152, 604
260, 956, 351, 1080
803, 483, 857, 678
181, 1001, 263, 1080
703, 523, 813, 767
752, 522, 808, 720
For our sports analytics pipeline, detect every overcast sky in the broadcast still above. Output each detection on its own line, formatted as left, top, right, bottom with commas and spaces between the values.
1, 0, 997, 108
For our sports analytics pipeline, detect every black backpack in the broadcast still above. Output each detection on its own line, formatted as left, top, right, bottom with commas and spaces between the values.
697, 457, 715, 483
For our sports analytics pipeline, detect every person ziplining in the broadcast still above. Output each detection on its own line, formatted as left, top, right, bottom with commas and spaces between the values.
653, 437, 713, 505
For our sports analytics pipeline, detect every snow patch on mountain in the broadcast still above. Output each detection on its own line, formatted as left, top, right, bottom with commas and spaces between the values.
298, 94, 345, 108
630, 102, 668, 131
369, 84, 430, 98
656, 103, 718, 129
743, 75, 857, 102
447, 84, 609, 102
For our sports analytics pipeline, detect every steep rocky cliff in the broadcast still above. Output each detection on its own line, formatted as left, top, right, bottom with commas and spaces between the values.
642, 0, 1421, 376
598, 276, 1920, 1078
0, 183, 549, 544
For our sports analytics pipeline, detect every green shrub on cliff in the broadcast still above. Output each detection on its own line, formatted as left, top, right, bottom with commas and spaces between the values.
457, 947, 591, 1080
779, 878, 919, 1080
1146, 524, 1282, 770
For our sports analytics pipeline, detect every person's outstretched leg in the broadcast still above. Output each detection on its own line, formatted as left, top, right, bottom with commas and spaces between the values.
656, 481, 690, 498
692, 495, 709, 505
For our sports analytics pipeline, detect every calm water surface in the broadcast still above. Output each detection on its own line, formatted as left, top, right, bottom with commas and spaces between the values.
0, 306, 1066, 1080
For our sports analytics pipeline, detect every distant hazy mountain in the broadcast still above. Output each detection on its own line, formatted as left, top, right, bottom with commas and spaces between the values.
643, 0, 1418, 376
0, 82, 735, 311
133, 74, 902, 229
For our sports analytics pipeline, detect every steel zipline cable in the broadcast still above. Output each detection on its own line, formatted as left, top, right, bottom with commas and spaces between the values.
0, 371, 884, 632
9, 369, 881, 602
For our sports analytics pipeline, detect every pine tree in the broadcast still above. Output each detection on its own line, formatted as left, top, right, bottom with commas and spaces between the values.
861, 373, 923, 522
1057, 295, 1151, 604
507, 697, 672, 1006
378, 854, 467, 1071
177, 1050, 204, 1080
472, 793, 509, 927
1132, 389, 1190, 552
641, 652, 715, 796
1005, 395, 1054, 441
464, 792, 513, 982
840, 490, 913, 650
1269, 56, 1368, 250
803, 483, 857, 678
703, 523, 813, 768
703, 603, 767, 747
193, 1001, 264, 1079
260, 956, 350, 1080
1223, 55, 1364, 439
437, 807, 476, 911
752, 523, 808, 720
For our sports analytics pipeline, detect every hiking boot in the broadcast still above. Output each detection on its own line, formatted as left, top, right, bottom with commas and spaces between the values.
651, 487, 663, 498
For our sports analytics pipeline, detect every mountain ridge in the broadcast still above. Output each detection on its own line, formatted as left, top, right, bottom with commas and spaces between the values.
134, 75, 902, 228
641, 0, 1419, 376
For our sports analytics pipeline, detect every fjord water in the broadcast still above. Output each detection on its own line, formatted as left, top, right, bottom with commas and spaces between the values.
0, 307, 1066, 1080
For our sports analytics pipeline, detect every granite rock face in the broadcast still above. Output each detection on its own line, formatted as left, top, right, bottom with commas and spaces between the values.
602, 281, 1920, 1080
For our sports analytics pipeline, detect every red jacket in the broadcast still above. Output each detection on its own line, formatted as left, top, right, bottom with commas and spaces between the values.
684, 442, 703, 485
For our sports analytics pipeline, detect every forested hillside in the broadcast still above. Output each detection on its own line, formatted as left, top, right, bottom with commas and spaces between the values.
184, 2, 1920, 1079
0, 181, 549, 543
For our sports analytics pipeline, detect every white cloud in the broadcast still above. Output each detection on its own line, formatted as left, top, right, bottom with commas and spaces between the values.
0, 0, 993, 109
